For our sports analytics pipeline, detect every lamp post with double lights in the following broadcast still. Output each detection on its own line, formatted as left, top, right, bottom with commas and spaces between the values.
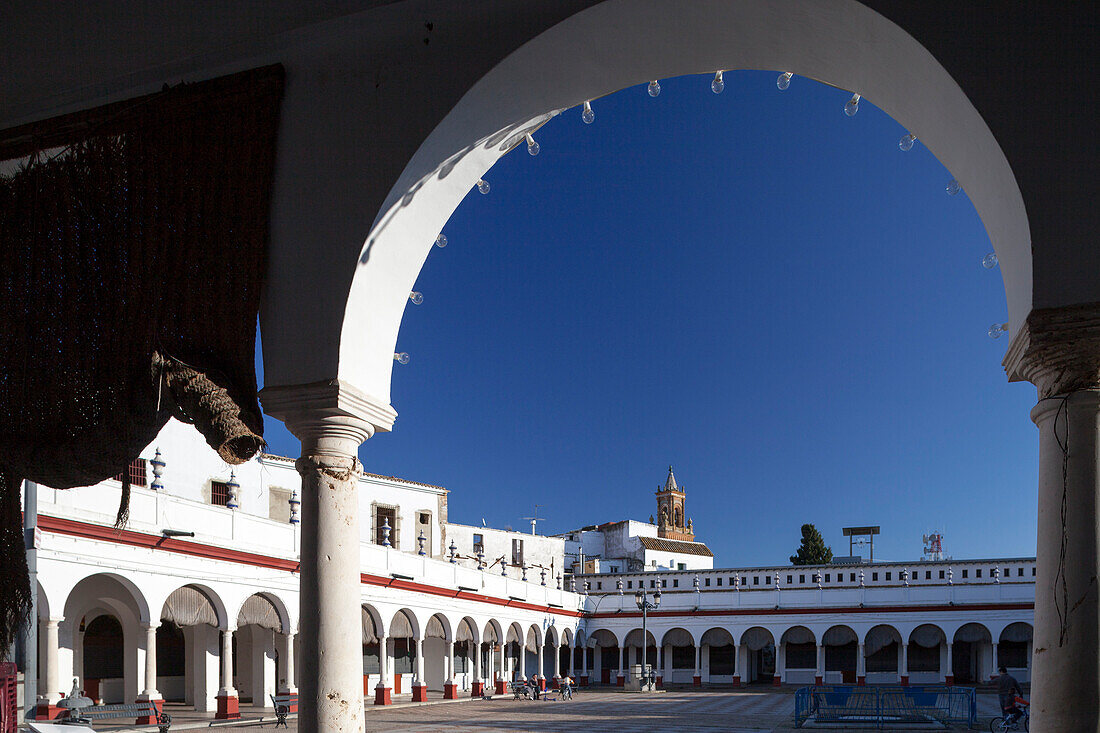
634, 586, 661, 690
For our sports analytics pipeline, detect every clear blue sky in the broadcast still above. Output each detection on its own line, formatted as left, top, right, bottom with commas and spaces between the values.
258, 70, 1038, 567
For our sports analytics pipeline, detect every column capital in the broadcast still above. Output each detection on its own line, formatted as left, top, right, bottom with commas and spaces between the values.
1003, 302, 1100, 398
260, 379, 398, 455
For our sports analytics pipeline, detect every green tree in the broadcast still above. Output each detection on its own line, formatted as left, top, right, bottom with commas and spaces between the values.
790, 524, 833, 565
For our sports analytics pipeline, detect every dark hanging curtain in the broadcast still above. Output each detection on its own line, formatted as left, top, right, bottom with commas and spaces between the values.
0, 66, 284, 651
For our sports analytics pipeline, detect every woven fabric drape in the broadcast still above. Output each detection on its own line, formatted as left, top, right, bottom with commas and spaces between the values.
526, 628, 541, 653
425, 615, 447, 640
362, 609, 380, 644
953, 623, 991, 643
161, 586, 219, 627
822, 626, 857, 646
482, 624, 499, 644
0, 66, 283, 652
910, 625, 945, 647
740, 627, 773, 651
455, 619, 476, 643
781, 627, 815, 645
623, 629, 655, 648
701, 628, 734, 647
865, 626, 901, 656
662, 628, 694, 647
389, 612, 414, 639
237, 595, 281, 632
999, 623, 1032, 643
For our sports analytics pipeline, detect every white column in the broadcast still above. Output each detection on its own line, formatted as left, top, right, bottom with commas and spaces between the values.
617, 646, 623, 679
377, 635, 389, 690
140, 624, 161, 698
568, 643, 575, 676
580, 644, 587, 677
537, 642, 545, 680
42, 619, 62, 704
279, 633, 297, 694
857, 643, 865, 681
446, 641, 455, 684
263, 385, 390, 733
519, 642, 526, 679
816, 644, 824, 683
944, 642, 953, 682
694, 644, 701, 678
776, 642, 785, 683
732, 644, 740, 680
414, 638, 425, 687
471, 641, 480, 683
219, 629, 236, 696
900, 643, 908, 681
991, 642, 998, 680
487, 642, 495, 683
1003, 313, 1100, 730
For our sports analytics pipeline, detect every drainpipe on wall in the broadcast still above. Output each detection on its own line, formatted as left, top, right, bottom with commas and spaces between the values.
21, 480, 38, 721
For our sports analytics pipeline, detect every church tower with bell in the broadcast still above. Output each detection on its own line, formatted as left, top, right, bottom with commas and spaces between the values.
655, 466, 695, 542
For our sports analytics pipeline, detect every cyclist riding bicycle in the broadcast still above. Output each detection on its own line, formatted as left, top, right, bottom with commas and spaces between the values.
996, 666, 1025, 725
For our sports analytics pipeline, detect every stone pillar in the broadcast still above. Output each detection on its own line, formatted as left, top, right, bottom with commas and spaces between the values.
551, 642, 561, 688
655, 644, 664, 688
732, 643, 741, 688
278, 633, 297, 695
261, 382, 394, 731
537, 643, 546, 691
375, 635, 391, 705
579, 643, 588, 686
944, 642, 953, 685
1002, 306, 1100, 730
519, 641, 526, 681
693, 644, 701, 687
470, 642, 483, 697
616, 646, 625, 686
412, 638, 427, 702
215, 629, 240, 720
815, 644, 824, 686
443, 641, 457, 699
856, 643, 866, 686
774, 642, 784, 687
136, 623, 162, 723
900, 643, 909, 686
991, 642, 999, 681
35, 618, 64, 720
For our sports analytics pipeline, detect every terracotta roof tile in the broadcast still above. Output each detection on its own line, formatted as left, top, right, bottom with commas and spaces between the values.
637, 535, 713, 557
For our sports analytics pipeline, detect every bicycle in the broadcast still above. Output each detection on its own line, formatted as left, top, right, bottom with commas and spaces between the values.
989, 699, 1029, 732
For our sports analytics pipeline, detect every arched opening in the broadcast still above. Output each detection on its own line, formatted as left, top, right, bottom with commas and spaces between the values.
739, 627, 775, 685
454, 618, 478, 690
908, 624, 947, 685
864, 625, 903, 683
235, 594, 285, 705
622, 629, 657, 681
160, 584, 224, 711
823, 625, 858, 684
524, 626, 542, 683
155, 622, 186, 702
698, 628, 732, 685
361, 605, 383, 694
588, 629, 617, 685
389, 609, 418, 696
952, 623, 992, 684
82, 615, 124, 704
505, 624, 524, 683
423, 614, 450, 692
998, 623, 1033, 682
780, 626, 817, 685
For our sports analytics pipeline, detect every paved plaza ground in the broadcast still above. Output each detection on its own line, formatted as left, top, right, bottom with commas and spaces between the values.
78, 688, 1009, 732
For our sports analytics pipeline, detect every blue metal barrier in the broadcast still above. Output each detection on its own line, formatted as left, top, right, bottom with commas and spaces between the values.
794, 685, 976, 729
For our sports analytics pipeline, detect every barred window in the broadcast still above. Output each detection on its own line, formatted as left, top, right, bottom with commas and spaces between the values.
112, 458, 147, 487
211, 480, 230, 507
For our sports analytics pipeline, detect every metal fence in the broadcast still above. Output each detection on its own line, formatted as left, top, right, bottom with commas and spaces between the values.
794, 685, 976, 729
0, 662, 17, 733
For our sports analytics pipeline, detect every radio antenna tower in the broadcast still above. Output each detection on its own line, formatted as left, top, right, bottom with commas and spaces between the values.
522, 504, 545, 535
922, 531, 944, 561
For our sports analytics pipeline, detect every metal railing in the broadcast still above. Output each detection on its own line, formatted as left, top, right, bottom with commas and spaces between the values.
794, 685, 976, 729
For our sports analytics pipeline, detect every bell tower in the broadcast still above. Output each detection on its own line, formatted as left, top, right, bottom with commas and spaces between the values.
655, 466, 694, 542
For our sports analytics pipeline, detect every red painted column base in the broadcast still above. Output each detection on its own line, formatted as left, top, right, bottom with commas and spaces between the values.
900, 675, 909, 686
215, 694, 240, 720
616, 674, 625, 687
857, 676, 866, 686
656, 676, 663, 688
412, 684, 428, 702
471, 681, 484, 697
494, 680, 507, 695
135, 698, 164, 725
35, 703, 64, 720
944, 675, 954, 686
551, 677, 560, 690
394, 674, 402, 694
579, 675, 589, 687
363, 674, 372, 695
693, 675, 702, 687
732, 675, 741, 688
374, 686, 392, 705
772, 675, 781, 687
601, 669, 610, 684
277, 691, 298, 713
538, 677, 547, 691
814, 676, 823, 686
444, 682, 458, 699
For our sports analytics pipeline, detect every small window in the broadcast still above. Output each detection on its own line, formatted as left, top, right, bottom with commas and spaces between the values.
419, 512, 430, 524
753, 576, 759, 586
716, 577, 722, 586
596, 581, 602, 590
849, 573, 855, 582
824, 573, 831, 582
677, 563, 686, 570
473, 534, 484, 553
872, 572, 878, 581
1032, 567, 1036, 576
113, 458, 148, 487
662, 579, 667, 588
672, 579, 679, 588
704, 578, 710, 587
885, 572, 891, 581
511, 538, 524, 566
962, 569, 969, 578
375, 506, 398, 547
1004, 567, 1010, 578
764, 575, 771, 585
1018, 567, 1024, 577
626, 580, 632, 589
211, 480, 231, 507
729, 577, 735, 586
787, 575, 793, 584
651, 580, 656, 588
800, 574, 805, 584
976, 569, 981, 578
926, 571, 932, 580
610, 566, 618, 573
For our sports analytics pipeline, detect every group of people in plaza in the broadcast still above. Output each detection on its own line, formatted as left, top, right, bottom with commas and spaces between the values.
513, 675, 575, 701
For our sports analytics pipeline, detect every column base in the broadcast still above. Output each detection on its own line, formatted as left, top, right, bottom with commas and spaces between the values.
601, 669, 610, 684
656, 675, 663, 688
215, 694, 240, 720
35, 703, 64, 720
814, 676, 823, 686
693, 675, 701, 687
394, 673, 402, 694
444, 682, 458, 699
538, 677, 546, 692
494, 680, 507, 695
732, 676, 741, 688
900, 675, 909, 686
616, 674, 625, 687
412, 684, 428, 702
471, 681, 484, 697
551, 676, 560, 690
579, 675, 589, 687
857, 676, 865, 686
772, 675, 781, 687
944, 675, 954, 686
374, 686, 392, 705
135, 697, 163, 725
363, 674, 372, 695
277, 688, 299, 712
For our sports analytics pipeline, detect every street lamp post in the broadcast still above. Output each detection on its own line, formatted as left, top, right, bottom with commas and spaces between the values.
634, 587, 661, 690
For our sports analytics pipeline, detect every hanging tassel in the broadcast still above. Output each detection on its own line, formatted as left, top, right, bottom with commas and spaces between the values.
115, 471, 130, 528
0, 470, 32, 654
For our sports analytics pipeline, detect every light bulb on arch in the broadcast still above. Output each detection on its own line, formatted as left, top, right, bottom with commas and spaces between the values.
435, 233, 447, 248
409, 291, 423, 305
525, 133, 540, 156
394, 352, 410, 364
711, 71, 724, 94
844, 93, 861, 117
777, 72, 793, 90
647, 80, 661, 97
946, 179, 962, 196
982, 252, 999, 269
899, 133, 917, 151
988, 323, 1008, 339
476, 179, 490, 194
582, 100, 594, 124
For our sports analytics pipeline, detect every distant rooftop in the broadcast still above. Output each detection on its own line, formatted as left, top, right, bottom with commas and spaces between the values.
259, 453, 448, 492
